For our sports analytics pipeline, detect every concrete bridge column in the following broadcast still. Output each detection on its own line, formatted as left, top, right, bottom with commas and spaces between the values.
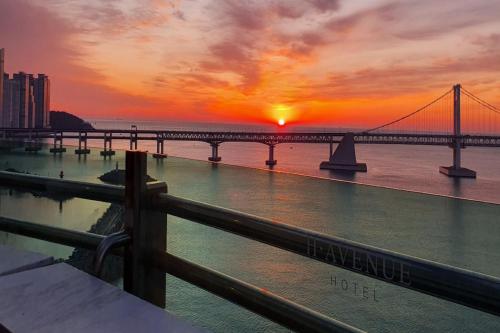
153, 136, 167, 159
319, 133, 367, 172
208, 142, 221, 162
129, 132, 138, 150
24, 131, 40, 153
49, 132, 66, 154
265, 144, 277, 167
439, 84, 476, 178
75, 132, 90, 155
25, 134, 42, 153
100, 132, 116, 157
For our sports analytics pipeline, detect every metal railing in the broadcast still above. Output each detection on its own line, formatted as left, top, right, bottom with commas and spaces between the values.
0, 151, 499, 333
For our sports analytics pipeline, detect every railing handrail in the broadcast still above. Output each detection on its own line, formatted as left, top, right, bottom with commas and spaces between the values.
0, 216, 106, 250
0, 171, 123, 203
155, 193, 500, 316
148, 251, 364, 333
0, 217, 362, 333
0, 170, 499, 315
0, 168, 499, 329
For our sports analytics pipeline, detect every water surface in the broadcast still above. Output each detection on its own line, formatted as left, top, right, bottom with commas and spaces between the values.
0, 147, 499, 332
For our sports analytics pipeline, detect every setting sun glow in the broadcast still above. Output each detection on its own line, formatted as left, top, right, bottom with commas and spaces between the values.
2, 1, 499, 127
271, 104, 295, 125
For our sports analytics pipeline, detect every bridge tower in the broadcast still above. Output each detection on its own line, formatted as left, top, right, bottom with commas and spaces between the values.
439, 84, 476, 178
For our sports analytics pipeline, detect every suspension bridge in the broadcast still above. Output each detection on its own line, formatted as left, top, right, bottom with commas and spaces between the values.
0, 84, 499, 178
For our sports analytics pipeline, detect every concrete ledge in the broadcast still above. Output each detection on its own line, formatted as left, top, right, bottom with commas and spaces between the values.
265, 160, 277, 166
439, 166, 476, 178
74, 149, 91, 154
0, 245, 53, 277
152, 153, 168, 159
208, 157, 221, 162
49, 148, 66, 153
320, 161, 367, 172
100, 150, 116, 156
0, 263, 204, 333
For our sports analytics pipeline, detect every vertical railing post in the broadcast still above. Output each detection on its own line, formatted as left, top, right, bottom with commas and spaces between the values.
124, 150, 167, 308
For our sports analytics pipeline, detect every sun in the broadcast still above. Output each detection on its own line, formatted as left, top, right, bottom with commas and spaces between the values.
271, 104, 293, 126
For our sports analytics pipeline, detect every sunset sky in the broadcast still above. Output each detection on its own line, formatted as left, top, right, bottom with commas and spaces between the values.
0, 0, 499, 127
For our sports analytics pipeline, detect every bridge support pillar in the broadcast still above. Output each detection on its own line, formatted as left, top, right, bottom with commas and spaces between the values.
25, 132, 42, 153
208, 142, 221, 162
49, 132, 66, 154
25, 140, 42, 152
439, 141, 476, 178
320, 133, 367, 172
75, 132, 90, 155
129, 132, 138, 150
439, 84, 476, 178
153, 138, 167, 159
265, 144, 277, 167
100, 133, 115, 157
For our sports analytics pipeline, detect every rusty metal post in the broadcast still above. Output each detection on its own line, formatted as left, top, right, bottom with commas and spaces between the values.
123, 150, 167, 307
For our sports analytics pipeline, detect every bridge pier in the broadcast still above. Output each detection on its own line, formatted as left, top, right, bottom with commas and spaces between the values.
208, 142, 221, 162
265, 144, 277, 167
439, 140, 476, 178
439, 84, 476, 178
49, 132, 66, 154
25, 139, 42, 152
100, 132, 115, 157
129, 132, 138, 150
75, 132, 90, 155
153, 137, 167, 159
320, 133, 367, 172
24, 132, 42, 152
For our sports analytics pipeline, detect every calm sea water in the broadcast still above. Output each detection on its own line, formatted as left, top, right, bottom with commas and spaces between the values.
0, 120, 499, 332
86, 119, 500, 204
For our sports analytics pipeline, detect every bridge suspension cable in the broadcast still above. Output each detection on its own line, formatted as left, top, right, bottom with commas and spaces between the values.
461, 88, 500, 115
365, 88, 453, 133
460, 87, 500, 135
365, 85, 500, 135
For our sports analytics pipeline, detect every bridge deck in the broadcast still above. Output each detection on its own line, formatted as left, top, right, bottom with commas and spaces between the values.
1, 129, 500, 147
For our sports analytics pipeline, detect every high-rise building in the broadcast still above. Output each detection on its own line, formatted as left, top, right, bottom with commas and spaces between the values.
0, 48, 4, 124
33, 74, 50, 128
2, 73, 13, 127
8, 77, 20, 128
12, 72, 32, 128
0, 50, 51, 129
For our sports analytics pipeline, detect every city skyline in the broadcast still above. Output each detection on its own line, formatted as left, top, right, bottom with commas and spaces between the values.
1, 49, 51, 129
0, 0, 499, 127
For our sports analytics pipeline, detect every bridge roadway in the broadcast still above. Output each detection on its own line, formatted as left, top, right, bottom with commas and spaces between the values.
2, 128, 500, 147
